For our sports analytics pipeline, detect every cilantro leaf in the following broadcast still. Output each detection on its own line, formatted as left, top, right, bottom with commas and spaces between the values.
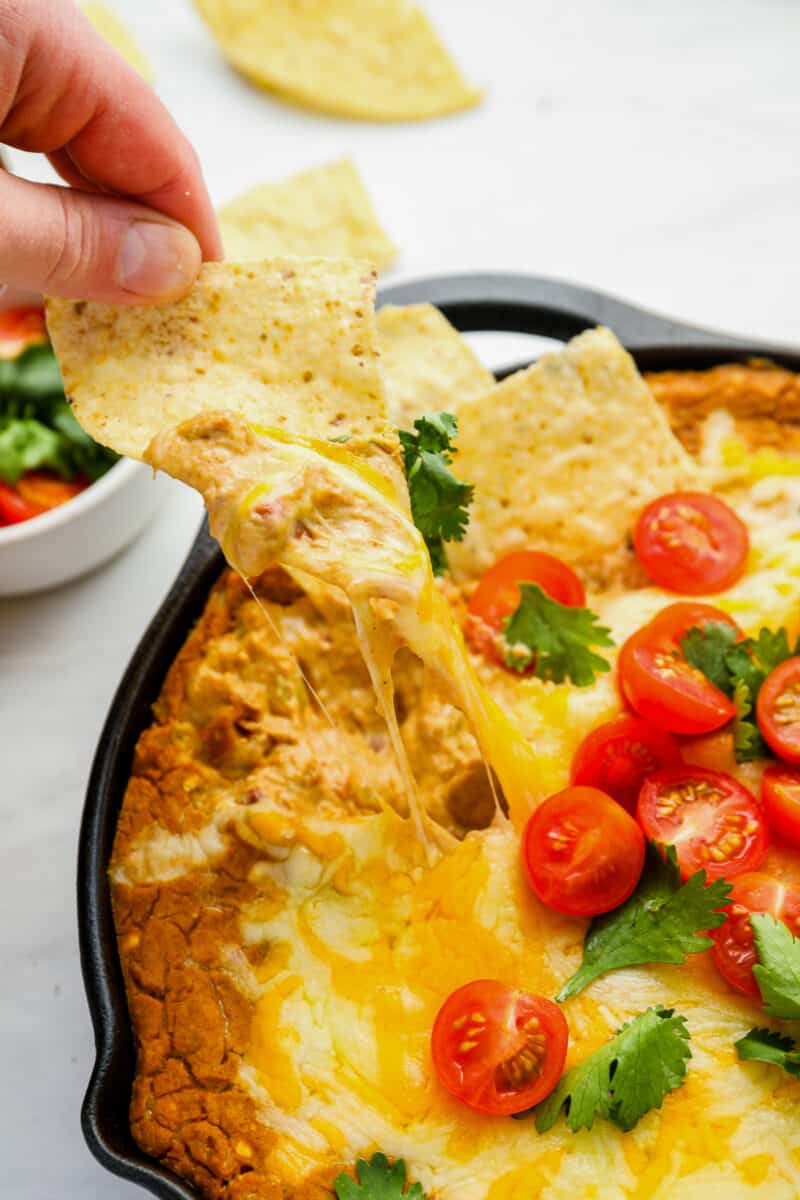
557, 844, 731, 1001
735, 1027, 800, 1077
747, 627, 799, 678
333, 1153, 426, 1200
398, 413, 473, 577
533, 1007, 691, 1134
680, 621, 739, 692
502, 583, 614, 686
751, 914, 800, 1019
679, 622, 800, 763
732, 678, 769, 763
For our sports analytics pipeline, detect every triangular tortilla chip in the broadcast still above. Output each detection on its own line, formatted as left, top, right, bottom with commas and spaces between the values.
219, 160, 397, 271
45, 259, 386, 457
81, 2, 154, 82
447, 327, 704, 580
194, 0, 481, 121
377, 303, 494, 428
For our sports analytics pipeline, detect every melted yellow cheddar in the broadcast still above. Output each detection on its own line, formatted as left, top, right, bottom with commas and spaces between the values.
238, 807, 800, 1199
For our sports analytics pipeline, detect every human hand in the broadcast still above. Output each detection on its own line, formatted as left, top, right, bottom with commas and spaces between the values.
0, 0, 222, 304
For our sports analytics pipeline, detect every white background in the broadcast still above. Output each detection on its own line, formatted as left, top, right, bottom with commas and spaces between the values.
1, 0, 799, 1195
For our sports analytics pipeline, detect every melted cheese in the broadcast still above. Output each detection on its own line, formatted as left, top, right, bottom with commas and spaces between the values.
133, 408, 800, 1198
207, 422, 547, 834
236, 806, 800, 1199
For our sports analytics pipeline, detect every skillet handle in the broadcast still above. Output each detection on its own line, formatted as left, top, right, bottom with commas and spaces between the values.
378, 271, 749, 352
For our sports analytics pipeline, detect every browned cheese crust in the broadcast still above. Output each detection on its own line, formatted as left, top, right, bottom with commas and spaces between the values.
113, 362, 797, 1199
647, 359, 800, 456
112, 567, 497, 1198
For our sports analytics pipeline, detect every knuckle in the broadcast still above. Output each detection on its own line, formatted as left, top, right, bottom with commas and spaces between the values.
43, 190, 96, 292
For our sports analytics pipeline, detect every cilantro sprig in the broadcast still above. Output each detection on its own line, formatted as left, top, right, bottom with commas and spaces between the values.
529, 1007, 691, 1134
557, 844, 731, 1001
334, 1153, 426, 1200
680, 621, 800, 762
399, 412, 473, 576
502, 583, 614, 687
751, 914, 800, 1020
735, 1027, 800, 1077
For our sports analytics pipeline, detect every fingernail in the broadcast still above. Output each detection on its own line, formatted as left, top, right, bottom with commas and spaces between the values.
117, 221, 201, 299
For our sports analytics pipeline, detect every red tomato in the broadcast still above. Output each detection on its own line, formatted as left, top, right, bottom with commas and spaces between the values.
467, 551, 584, 666
0, 306, 47, 359
757, 658, 800, 766
469, 551, 585, 631
762, 765, 800, 847
646, 601, 742, 644
711, 873, 800, 998
522, 786, 646, 916
0, 481, 42, 525
570, 715, 683, 815
679, 727, 737, 774
618, 603, 739, 735
637, 766, 769, 881
16, 471, 86, 512
431, 980, 568, 1115
634, 491, 749, 594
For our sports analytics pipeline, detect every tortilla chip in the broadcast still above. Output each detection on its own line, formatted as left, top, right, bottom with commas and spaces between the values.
45, 259, 387, 458
219, 160, 397, 271
447, 327, 704, 580
377, 304, 494, 428
81, 3, 154, 82
194, 0, 481, 122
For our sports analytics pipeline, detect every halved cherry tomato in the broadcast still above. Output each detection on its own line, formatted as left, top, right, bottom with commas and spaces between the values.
16, 471, 86, 512
646, 600, 742, 644
570, 715, 682, 815
757, 658, 800, 766
710, 873, 800, 998
431, 979, 568, 1115
522, 786, 646, 916
634, 491, 749, 595
0, 481, 42, 525
467, 550, 584, 666
0, 306, 47, 359
618, 602, 739, 735
637, 766, 768, 881
679, 727, 737, 774
762, 765, 800, 847
469, 551, 585, 629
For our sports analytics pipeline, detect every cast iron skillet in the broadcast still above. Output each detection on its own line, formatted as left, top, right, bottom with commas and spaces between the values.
78, 272, 800, 1198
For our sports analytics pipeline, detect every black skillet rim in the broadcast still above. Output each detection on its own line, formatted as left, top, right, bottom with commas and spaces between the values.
77, 271, 800, 1198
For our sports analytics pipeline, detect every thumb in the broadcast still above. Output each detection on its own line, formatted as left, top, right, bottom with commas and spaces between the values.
0, 171, 202, 304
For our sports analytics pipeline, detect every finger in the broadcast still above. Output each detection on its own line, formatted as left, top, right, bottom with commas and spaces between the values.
0, 171, 202, 304
0, 0, 222, 259
47, 148, 106, 194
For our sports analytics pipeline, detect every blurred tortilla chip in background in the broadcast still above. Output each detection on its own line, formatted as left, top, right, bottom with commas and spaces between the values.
45, 259, 387, 458
194, 0, 482, 121
80, 2, 154, 82
447, 327, 703, 580
219, 160, 397, 270
377, 303, 493, 428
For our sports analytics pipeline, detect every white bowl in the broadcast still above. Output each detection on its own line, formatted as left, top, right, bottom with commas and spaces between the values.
0, 457, 171, 596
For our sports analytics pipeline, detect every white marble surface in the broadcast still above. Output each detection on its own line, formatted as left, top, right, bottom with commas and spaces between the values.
1, 0, 799, 1195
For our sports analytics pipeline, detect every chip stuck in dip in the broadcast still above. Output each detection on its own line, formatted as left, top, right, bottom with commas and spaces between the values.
47, 261, 800, 1199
